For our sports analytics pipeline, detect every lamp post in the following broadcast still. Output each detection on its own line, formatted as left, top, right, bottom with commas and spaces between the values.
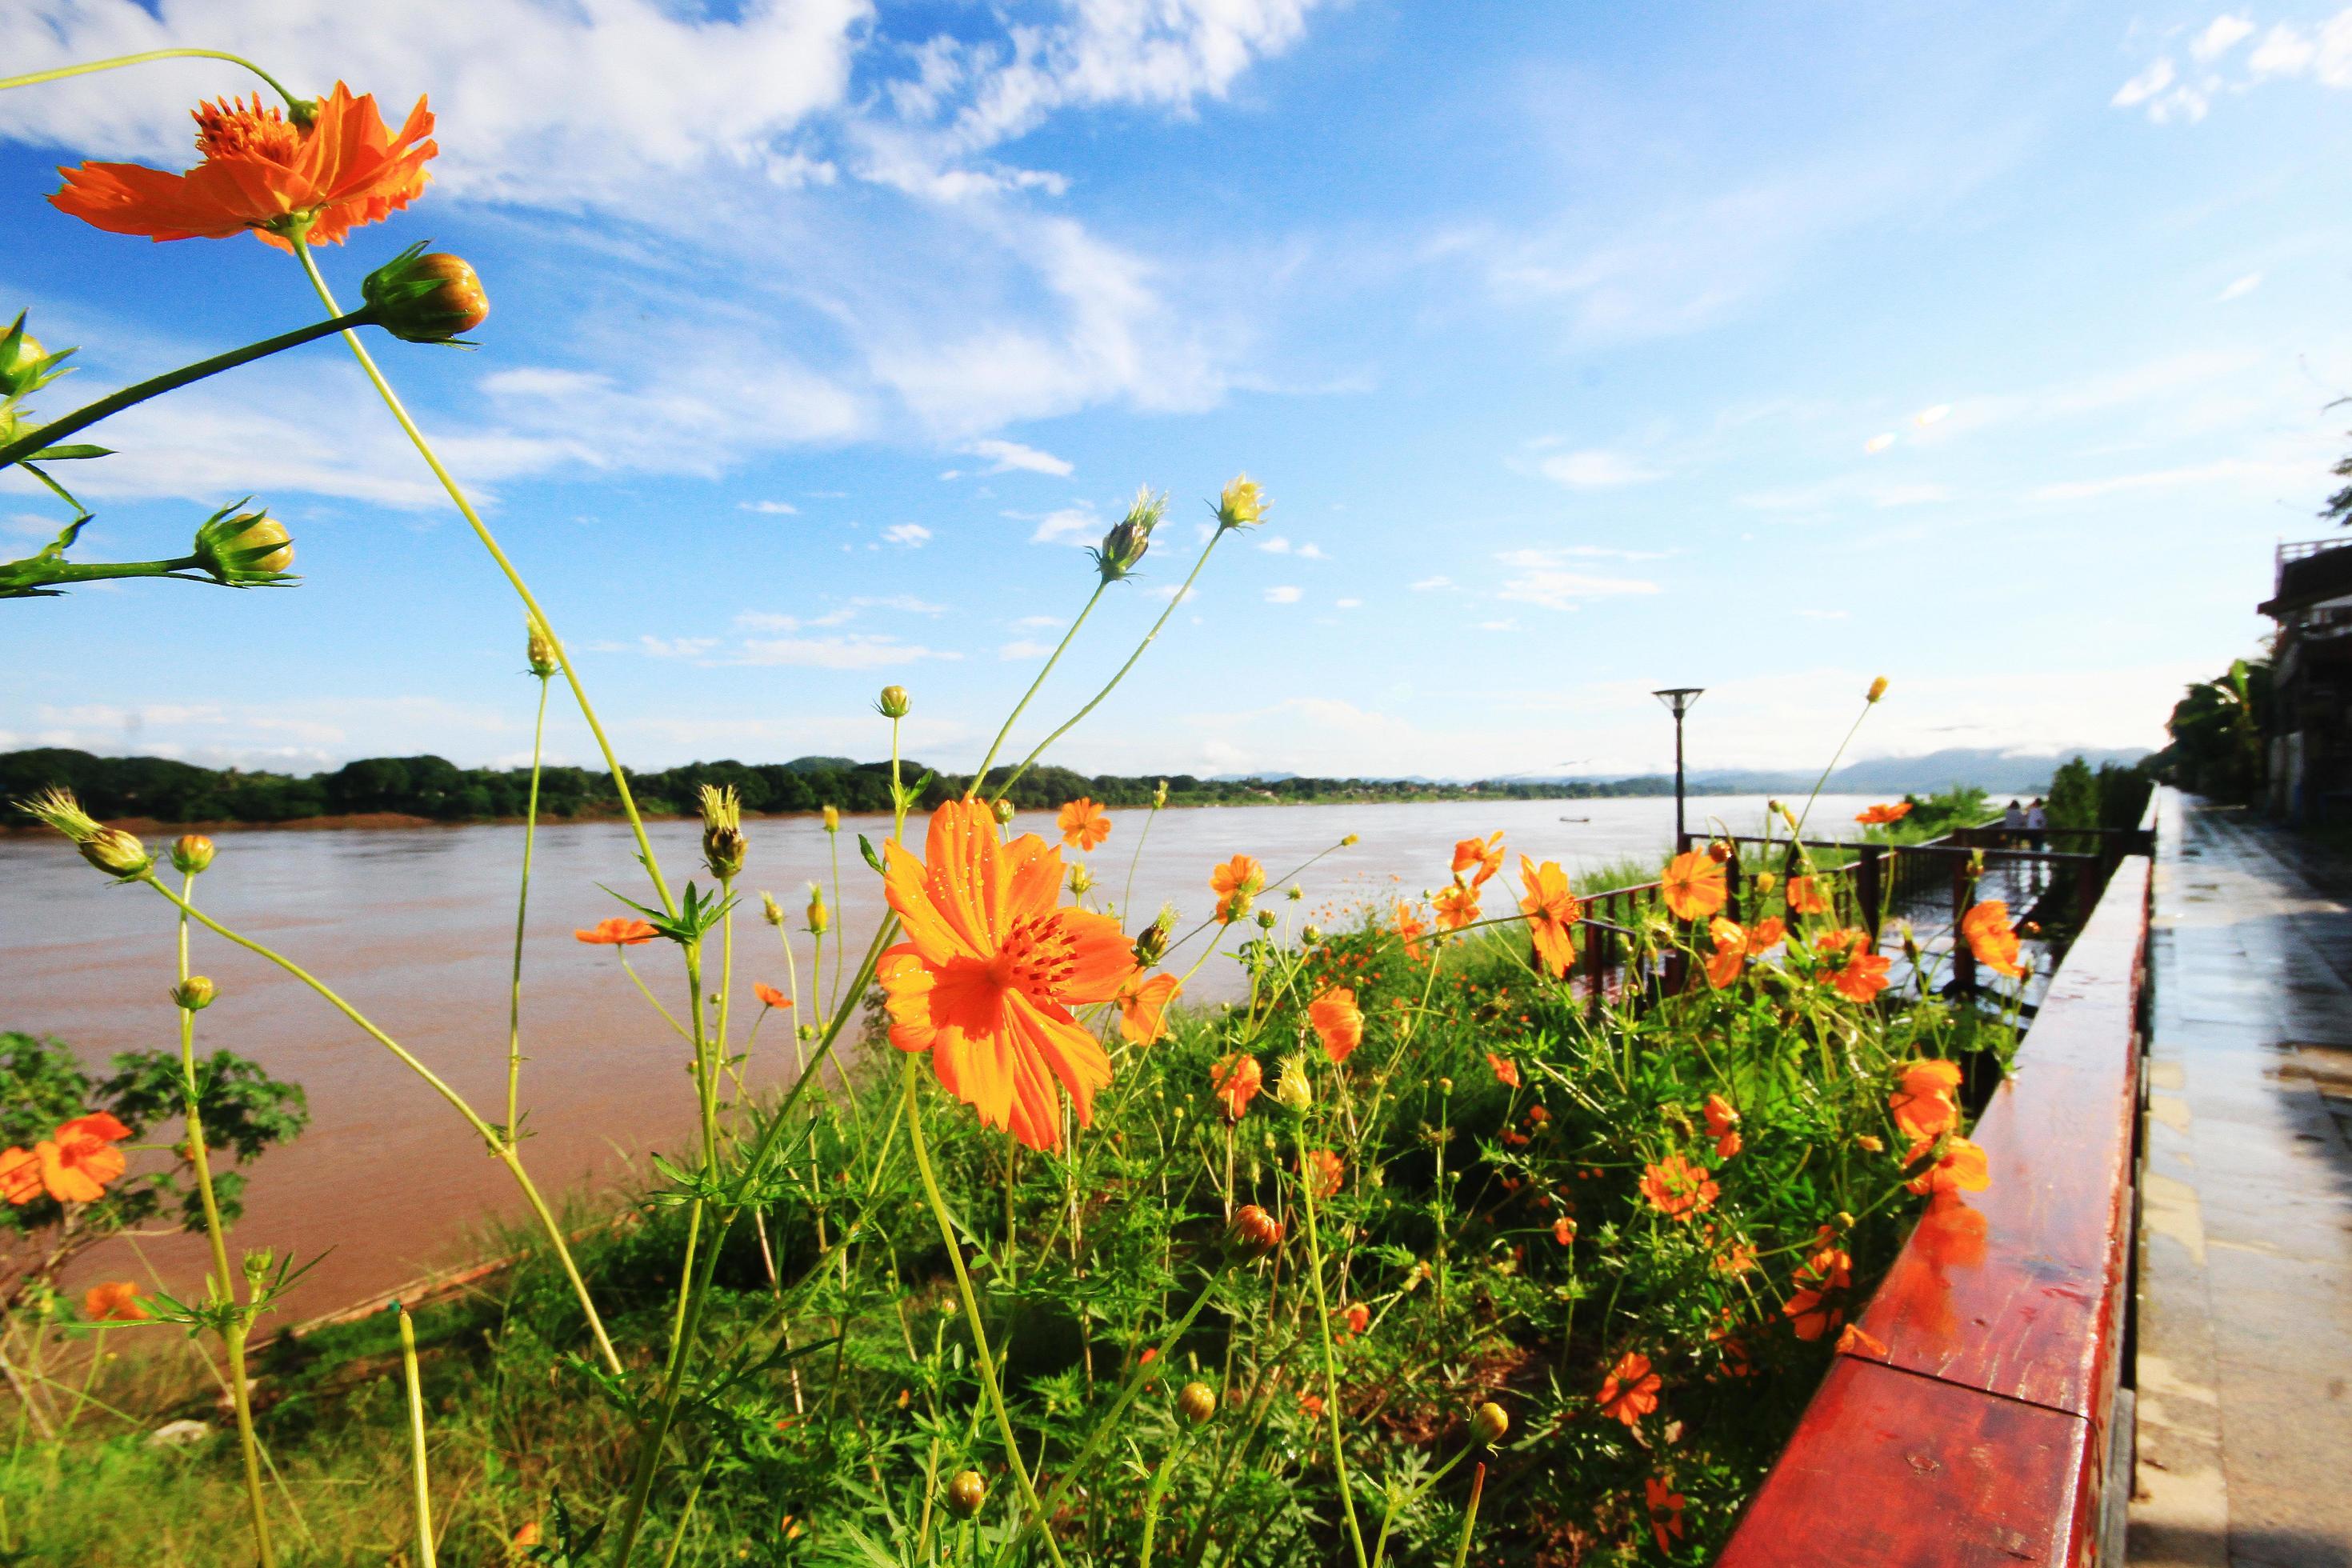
1653, 688, 1704, 852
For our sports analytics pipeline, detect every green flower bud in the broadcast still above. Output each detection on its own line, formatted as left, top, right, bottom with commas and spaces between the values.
1067, 862, 1094, 896
242, 1249, 275, 1288
1153, 779, 1169, 809
1178, 1381, 1218, 1426
762, 892, 786, 927
699, 785, 746, 879
526, 621, 558, 678
993, 799, 1016, 826
1274, 1055, 1312, 1112
877, 684, 911, 719
81, 827, 151, 880
171, 834, 216, 875
190, 503, 295, 587
806, 882, 830, 935
1090, 486, 1166, 582
173, 976, 217, 1012
1131, 906, 1177, 967
947, 1470, 987, 1518
1302, 924, 1323, 945
1254, 908, 1276, 930
1470, 1401, 1510, 1446
361, 244, 490, 344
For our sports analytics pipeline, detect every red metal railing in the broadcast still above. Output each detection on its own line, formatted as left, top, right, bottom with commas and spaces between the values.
1712, 849, 2150, 1567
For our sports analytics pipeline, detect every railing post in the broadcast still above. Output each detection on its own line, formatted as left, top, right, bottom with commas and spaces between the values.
1586, 926, 1607, 1023
1952, 855, 1977, 996
1858, 845, 1883, 942
1726, 846, 1743, 923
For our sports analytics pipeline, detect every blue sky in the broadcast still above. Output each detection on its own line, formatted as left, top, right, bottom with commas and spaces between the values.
3, 1, 2349, 781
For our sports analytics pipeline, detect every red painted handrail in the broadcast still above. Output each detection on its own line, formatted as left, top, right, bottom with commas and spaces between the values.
1714, 853, 2150, 1567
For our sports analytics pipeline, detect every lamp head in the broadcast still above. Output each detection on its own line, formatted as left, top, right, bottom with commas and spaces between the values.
1653, 686, 1704, 718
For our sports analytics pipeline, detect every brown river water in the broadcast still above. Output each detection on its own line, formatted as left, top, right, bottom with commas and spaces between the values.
3, 793, 1878, 1319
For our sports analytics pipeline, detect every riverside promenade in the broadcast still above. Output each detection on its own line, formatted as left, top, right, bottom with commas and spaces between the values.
2134, 791, 2352, 1566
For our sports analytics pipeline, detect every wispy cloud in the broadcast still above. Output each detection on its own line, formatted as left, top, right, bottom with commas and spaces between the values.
963, 438, 1074, 477
1410, 574, 1453, 591
1492, 549, 1661, 610
2217, 271, 2264, 301
1264, 585, 1303, 604
1537, 449, 1664, 488
730, 634, 963, 669
738, 499, 800, 514
883, 522, 933, 546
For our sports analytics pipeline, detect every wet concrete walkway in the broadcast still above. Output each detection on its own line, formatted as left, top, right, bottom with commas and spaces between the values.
2132, 791, 2352, 1566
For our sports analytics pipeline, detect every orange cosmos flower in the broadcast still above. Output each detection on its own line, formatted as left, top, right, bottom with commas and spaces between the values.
1745, 916, 1786, 953
1814, 929, 1891, 1002
1486, 1052, 1522, 1089
1784, 1237, 1853, 1341
1785, 875, 1830, 915
877, 801, 1134, 1150
1660, 850, 1726, 922
1645, 1476, 1686, 1554
1703, 917, 1746, 990
1300, 1150, 1344, 1199
1433, 880, 1482, 931
1553, 1214, 1578, 1245
1342, 1302, 1370, 1335
1596, 1351, 1662, 1428
0, 1147, 38, 1206
1057, 797, 1111, 851
1211, 854, 1266, 922
1703, 1094, 1742, 1158
1210, 1054, 1263, 1119
53, 84, 437, 250
1116, 971, 1182, 1045
1854, 801, 1912, 826
82, 1281, 146, 1322
28, 1114, 133, 1203
1638, 1154, 1717, 1221
1451, 831, 1505, 888
753, 982, 791, 1010
1906, 1134, 1991, 1196
1518, 856, 1582, 978
1961, 899, 2023, 977
1308, 986, 1365, 1064
1889, 1059, 1962, 1139
1393, 899, 1430, 962
576, 917, 658, 946
1712, 1235, 1758, 1275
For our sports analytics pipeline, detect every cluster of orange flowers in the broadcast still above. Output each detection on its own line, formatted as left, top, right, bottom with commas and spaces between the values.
0, 1112, 131, 1206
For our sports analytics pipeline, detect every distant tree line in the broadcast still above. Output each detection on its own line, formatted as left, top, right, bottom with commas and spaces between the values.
0, 748, 1674, 827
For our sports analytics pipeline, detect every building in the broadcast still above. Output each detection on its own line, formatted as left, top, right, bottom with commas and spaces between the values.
2258, 538, 2352, 824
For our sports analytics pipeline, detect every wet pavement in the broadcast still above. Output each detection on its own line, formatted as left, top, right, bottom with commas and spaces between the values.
2132, 792, 2352, 1567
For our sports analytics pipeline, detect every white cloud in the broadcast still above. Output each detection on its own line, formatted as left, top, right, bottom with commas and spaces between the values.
739, 499, 800, 515
883, 522, 934, 546
1537, 449, 1663, 489
730, 634, 962, 669
1024, 505, 1102, 546
2248, 11, 2352, 83
1914, 404, 1951, 426
1013, 614, 1061, 628
1264, 585, 1302, 604
2217, 272, 2264, 301
2112, 57, 2178, 109
1257, 536, 1329, 558
1410, 575, 1453, 591
963, 438, 1074, 476
638, 634, 719, 658
1492, 549, 1661, 610
1335, 598, 1362, 609
999, 639, 1058, 660
2193, 14, 2257, 61
1864, 432, 1897, 454
2030, 456, 2316, 502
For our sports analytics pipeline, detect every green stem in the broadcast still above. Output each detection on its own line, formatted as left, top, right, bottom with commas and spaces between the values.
971, 581, 1110, 792
395, 1306, 437, 1568
992, 535, 1226, 802
900, 1059, 1070, 1568
1295, 1124, 1370, 1568
828, 835, 844, 1018
176, 873, 274, 1568
137, 874, 623, 1376
505, 674, 551, 1143
0, 310, 374, 473
0, 48, 304, 106
1449, 1462, 1486, 1568
0, 554, 209, 596
287, 236, 675, 918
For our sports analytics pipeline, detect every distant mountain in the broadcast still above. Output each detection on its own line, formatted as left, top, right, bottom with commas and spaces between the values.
780, 755, 860, 774
1661, 746, 2152, 797
1209, 771, 1301, 783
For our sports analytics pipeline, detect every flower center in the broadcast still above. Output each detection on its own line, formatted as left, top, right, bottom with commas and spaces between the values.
987, 913, 1080, 1002
194, 96, 305, 166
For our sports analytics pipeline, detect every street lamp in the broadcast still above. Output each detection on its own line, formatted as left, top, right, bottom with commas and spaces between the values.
1653, 687, 1704, 851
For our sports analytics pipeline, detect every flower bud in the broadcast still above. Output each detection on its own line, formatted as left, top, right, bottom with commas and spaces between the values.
171, 834, 215, 875
1227, 1203, 1285, 1255
1470, 1401, 1510, 1446
242, 1249, 274, 1288
1215, 473, 1266, 532
173, 975, 217, 1012
1866, 675, 1890, 703
1753, 871, 1776, 895
1302, 924, 1323, 945
1286, 885, 1303, 902
1131, 906, 1177, 967
699, 785, 746, 879
1153, 779, 1170, 809
822, 804, 840, 834
762, 892, 785, 927
877, 685, 911, 719
1255, 908, 1276, 930
526, 620, 558, 678
806, 882, 830, 935
82, 826, 153, 879
1274, 1056, 1312, 1112
190, 504, 294, 586
1341, 834, 1358, 847
947, 1470, 987, 1517
1224, 889, 1255, 925
1068, 862, 1094, 895
0, 318, 58, 400
1178, 1380, 1218, 1426
992, 799, 1016, 826
361, 245, 490, 344
1091, 486, 1166, 581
